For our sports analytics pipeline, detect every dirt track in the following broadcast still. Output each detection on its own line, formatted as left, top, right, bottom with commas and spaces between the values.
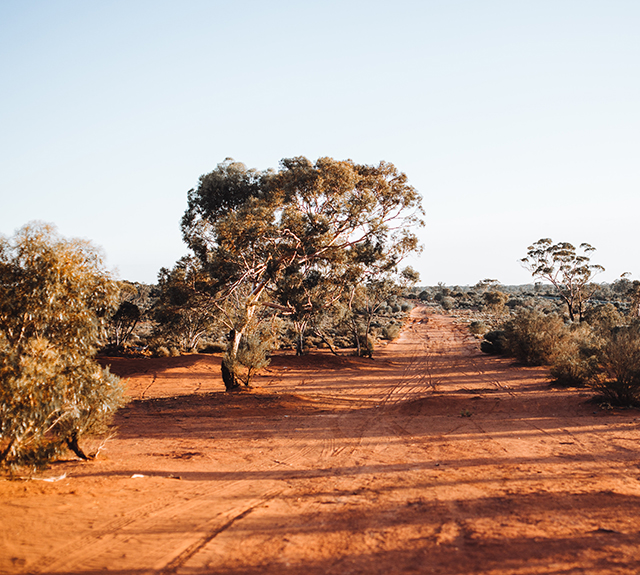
2, 307, 640, 574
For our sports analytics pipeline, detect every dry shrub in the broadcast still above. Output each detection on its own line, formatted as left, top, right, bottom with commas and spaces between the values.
469, 321, 488, 336
480, 330, 508, 355
503, 308, 567, 366
382, 323, 402, 341
590, 323, 640, 406
0, 223, 125, 469
550, 322, 598, 386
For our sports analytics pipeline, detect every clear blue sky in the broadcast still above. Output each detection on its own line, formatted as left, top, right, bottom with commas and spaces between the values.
2, 1, 638, 285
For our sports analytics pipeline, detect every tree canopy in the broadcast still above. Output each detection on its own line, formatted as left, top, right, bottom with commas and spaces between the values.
181, 156, 424, 389
521, 238, 604, 321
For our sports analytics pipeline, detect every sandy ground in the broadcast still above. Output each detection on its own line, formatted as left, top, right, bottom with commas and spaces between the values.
2, 307, 640, 574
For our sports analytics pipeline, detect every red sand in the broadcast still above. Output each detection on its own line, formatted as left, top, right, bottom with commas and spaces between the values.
2, 307, 640, 574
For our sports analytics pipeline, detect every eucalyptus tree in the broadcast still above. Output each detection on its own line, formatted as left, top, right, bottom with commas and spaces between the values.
347, 266, 419, 357
0, 222, 125, 467
154, 256, 220, 352
107, 300, 141, 349
275, 265, 346, 356
181, 156, 424, 390
521, 239, 604, 321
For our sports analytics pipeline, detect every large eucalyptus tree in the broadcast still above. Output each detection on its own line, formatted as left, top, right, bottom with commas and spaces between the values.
181, 156, 424, 390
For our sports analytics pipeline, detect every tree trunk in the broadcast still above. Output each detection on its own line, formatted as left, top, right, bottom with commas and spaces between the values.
560, 292, 575, 322
0, 438, 15, 463
313, 329, 339, 356
222, 328, 245, 391
363, 315, 375, 358
66, 432, 93, 461
221, 356, 240, 391
353, 324, 362, 357
295, 321, 307, 356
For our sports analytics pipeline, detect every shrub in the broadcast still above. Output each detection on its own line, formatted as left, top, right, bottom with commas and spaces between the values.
583, 303, 624, 335
549, 323, 598, 387
482, 291, 509, 314
503, 308, 566, 366
382, 323, 402, 341
480, 330, 508, 355
469, 321, 488, 336
233, 322, 280, 386
198, 341, 227, 354
360, 334, 375, 358
590, 323, 640, 406
0, 223, 125, 469
154, 345, 171, 358
440, 296, 455, 311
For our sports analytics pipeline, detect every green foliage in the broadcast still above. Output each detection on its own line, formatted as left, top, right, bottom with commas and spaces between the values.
104, 281, 158, 352
106, 300, 141, 349
153, 256, 219, 353
0, 222, 125, 468
347, 276, 407, 357
229, 319, 280, 387
181, 156, 424, 388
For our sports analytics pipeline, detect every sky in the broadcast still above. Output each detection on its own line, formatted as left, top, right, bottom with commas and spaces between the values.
1, 0, 638, 286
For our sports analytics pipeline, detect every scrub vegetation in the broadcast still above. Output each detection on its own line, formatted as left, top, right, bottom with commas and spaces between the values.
0, 223, 125, 470
3, 159, 640, 474
419, 241, 640, 407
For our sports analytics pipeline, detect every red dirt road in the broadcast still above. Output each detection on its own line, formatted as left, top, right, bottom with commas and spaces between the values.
2, 307, 640, 574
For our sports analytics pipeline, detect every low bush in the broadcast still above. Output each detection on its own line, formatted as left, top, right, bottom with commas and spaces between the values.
549, 323, 598, 387
198, 342, 227, 354
590, 323, 640, 406
440, 296, 455, 311
382, 323, 402, 341
503, 308, 566, 366
469, 321, 488, 336
480, 330, 508, 355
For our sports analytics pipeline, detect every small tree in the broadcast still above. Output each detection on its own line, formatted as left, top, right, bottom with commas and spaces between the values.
275, 266, 345, 356
234, 317, 281, 386
106, 300, 141, 349
154, 256, 220, 352
0, 223, 125, 468
347, 267, 418, 357
521, 239, 604, 321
